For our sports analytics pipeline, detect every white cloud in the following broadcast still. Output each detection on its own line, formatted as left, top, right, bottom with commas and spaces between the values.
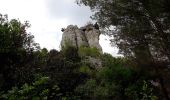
45, 0, 93, 26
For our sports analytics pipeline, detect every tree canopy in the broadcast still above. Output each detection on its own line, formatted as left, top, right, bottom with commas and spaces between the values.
76, 0, 170, 63
76, 0, 170, 99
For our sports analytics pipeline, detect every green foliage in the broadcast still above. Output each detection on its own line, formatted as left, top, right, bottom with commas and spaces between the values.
0, 14, 39, 52
140, 81, 157, 100
0, 12, 166, 99
78, 46, 100, 57
75, 79, 97, 97
75, 53, 158, 100
125, 81, 158, 100
76, 1, 170, 98
61, 39, 75, 50
76, 0, 170, 68
62, 46, 80, 62
0, 76, 61, 100
0, 14, 40, 90
79, 65, 93, 76
42, 47, 84, 98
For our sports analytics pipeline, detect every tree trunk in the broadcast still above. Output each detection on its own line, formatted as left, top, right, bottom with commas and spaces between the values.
159, 77, 170, 100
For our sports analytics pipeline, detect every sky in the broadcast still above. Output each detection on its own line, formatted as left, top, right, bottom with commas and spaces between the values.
0, 0, 120, 56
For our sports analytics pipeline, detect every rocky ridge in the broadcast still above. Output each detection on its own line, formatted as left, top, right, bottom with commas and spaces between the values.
60, 24, 102, 53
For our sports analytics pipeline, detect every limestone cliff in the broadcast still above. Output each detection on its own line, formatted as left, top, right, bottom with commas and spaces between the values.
60, 24, 102, 53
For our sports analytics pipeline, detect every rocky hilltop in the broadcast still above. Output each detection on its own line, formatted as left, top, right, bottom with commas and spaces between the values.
60, 23, 102, 53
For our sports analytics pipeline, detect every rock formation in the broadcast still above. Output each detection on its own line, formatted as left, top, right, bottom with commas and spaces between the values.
60, 24, 102, 53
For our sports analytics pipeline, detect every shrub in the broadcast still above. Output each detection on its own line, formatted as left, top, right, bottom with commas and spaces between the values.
78, 46, 100, 57
0, 76, 60, 100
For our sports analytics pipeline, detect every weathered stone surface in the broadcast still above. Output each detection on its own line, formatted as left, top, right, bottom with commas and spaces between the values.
75, 29, 89, 47
60, 25, 77, 48
86, 56, 102, 70
85, 27, 102, 53
60, 24, 103, 70
60, 24, 102, 53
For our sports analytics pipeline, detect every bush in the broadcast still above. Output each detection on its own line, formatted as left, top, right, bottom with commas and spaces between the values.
0, 76, 61, 100
78, 46, 100, 57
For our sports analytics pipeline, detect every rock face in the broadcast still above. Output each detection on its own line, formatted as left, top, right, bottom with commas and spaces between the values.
60, 24, 102, 53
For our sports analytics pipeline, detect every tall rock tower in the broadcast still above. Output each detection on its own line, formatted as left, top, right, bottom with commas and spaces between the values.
60, 24, 102, 53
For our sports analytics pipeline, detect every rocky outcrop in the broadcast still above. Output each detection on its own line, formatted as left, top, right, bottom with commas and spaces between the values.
60, 24, 102, 53
85, 56, 102, 70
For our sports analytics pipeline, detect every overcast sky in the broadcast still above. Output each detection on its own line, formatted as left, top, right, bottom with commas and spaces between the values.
0, 0, 120, 56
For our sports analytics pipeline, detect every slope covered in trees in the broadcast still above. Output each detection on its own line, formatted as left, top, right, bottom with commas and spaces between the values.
0, 0, 170, 98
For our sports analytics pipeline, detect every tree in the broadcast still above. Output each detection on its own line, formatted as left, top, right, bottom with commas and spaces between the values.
0, 76, 61, 100
76, 0, 170, 62
42, 47, 84, 98
0, 14, 39, 90
76, 0, 170, 99
75, 54, 158, 100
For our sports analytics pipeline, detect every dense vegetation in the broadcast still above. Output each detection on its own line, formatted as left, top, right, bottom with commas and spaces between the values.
0, 0, 170, 99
